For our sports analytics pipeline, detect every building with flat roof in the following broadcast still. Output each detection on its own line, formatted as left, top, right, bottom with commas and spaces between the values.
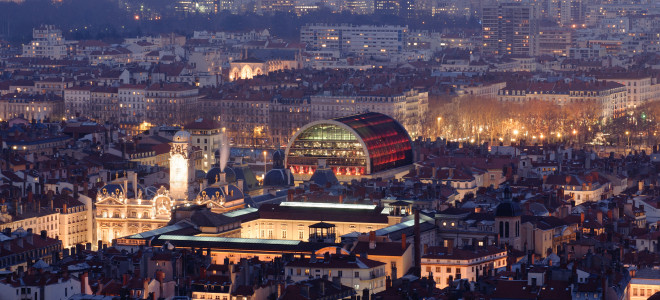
301, 24, 407, 56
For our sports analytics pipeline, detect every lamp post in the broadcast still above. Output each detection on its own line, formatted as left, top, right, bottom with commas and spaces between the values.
263, 150, 268, 180
625, 131, 630, 153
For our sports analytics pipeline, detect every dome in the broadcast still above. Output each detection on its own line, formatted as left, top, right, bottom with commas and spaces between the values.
206, 167, 222, 184
199, 184, 244, 202
264, 169, 293, 187
495, 201, 522, 217
223, 166, 238, 183
272, 150, 285, 169
99, 182, 145, 199
173, 130, 191, 142
286, 112, 413, 175
310, 168, 339, 187
100, 183, 124, 196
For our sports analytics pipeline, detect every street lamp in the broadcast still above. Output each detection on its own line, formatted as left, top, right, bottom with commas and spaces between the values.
263, 150, 268, 179
625, 131, 630, 150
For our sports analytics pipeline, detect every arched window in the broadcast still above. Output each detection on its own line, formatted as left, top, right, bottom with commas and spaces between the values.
505, 222, 510, 238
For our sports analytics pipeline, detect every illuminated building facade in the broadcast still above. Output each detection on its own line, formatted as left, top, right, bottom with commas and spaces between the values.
228, 58, 299, 81
170, 131, 195, 200
22, 25, 68, 59
310, 89, 429, 139
300, 24, 407, 56
482, 2, 540, 56
185, 118, 224, 172
0, 93, 64, 122
421, 246, 507, 289
285, 112, 414, 181
145, 84, 199, 126
64, 86, 92, 119
95, 131, 195, 245
95, 173, 174, 245
118, 84, 147, 136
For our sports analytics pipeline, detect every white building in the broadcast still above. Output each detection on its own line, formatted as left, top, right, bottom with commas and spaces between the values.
22, 25, 68, 59
64, 86, 92, 119
301, 24, 407, 56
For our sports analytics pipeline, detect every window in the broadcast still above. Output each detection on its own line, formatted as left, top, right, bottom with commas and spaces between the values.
338, 270, 342, 277
633, 288, 637, 296
281, 230, 286, 239
447, 267, 452, 273
436, 267, 441, 272
355, 272, 360, 278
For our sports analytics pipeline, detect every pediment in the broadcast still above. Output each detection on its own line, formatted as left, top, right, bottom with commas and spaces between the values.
97, 197, 124, 205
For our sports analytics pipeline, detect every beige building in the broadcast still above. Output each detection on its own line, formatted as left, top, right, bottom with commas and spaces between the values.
630, 268, 660, 300
421, 246, 507, 289
184, 118, 224, 172
285, 253, 387, 294
240, 202, 391, 242
145, 84, 199, 126
0, 93, 64, 122
64, 86, 92, 119
310, 88, 429, 139
497, 80, 627, 118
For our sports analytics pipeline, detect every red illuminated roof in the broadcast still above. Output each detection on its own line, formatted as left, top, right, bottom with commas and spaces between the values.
333, 112, 413, 173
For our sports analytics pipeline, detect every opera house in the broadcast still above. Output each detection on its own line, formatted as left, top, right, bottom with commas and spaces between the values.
285, 112, 414, 181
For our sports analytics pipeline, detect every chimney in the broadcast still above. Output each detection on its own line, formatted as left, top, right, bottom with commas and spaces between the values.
369, 231, 376, 250
80, 272, 88, 294
40, 230, 47, 239
123, 274, 129, 286
133, 172, 138, 198
597, 211, 602, 225
143, 279, 149, 294
580, 212, 585, 225
401, 233, 407, 250
156, 270, 165, 282
414, 209, 421, 277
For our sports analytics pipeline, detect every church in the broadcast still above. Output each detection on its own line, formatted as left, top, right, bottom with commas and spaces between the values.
95, 130, 245, 246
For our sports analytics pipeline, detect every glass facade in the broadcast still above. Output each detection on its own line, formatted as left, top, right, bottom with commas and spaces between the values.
288, 124, 368, 175
287, 112, 413, 175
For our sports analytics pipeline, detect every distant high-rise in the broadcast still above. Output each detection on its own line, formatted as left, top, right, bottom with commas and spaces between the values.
560, 0, 583, 26
482, 1, 540, 56
22, 25, 67, 59
301, 24, 407, 56
374, 0, 400, 15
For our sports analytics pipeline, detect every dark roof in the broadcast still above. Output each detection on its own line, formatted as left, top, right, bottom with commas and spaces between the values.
152, 235, 330, 253
495, 201, 522, 217
285, 254, 385, 269
257, 203, 388, 224
352, 241, 410, 257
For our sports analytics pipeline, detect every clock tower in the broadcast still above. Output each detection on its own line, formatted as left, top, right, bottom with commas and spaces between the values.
170, 130, 194, 201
